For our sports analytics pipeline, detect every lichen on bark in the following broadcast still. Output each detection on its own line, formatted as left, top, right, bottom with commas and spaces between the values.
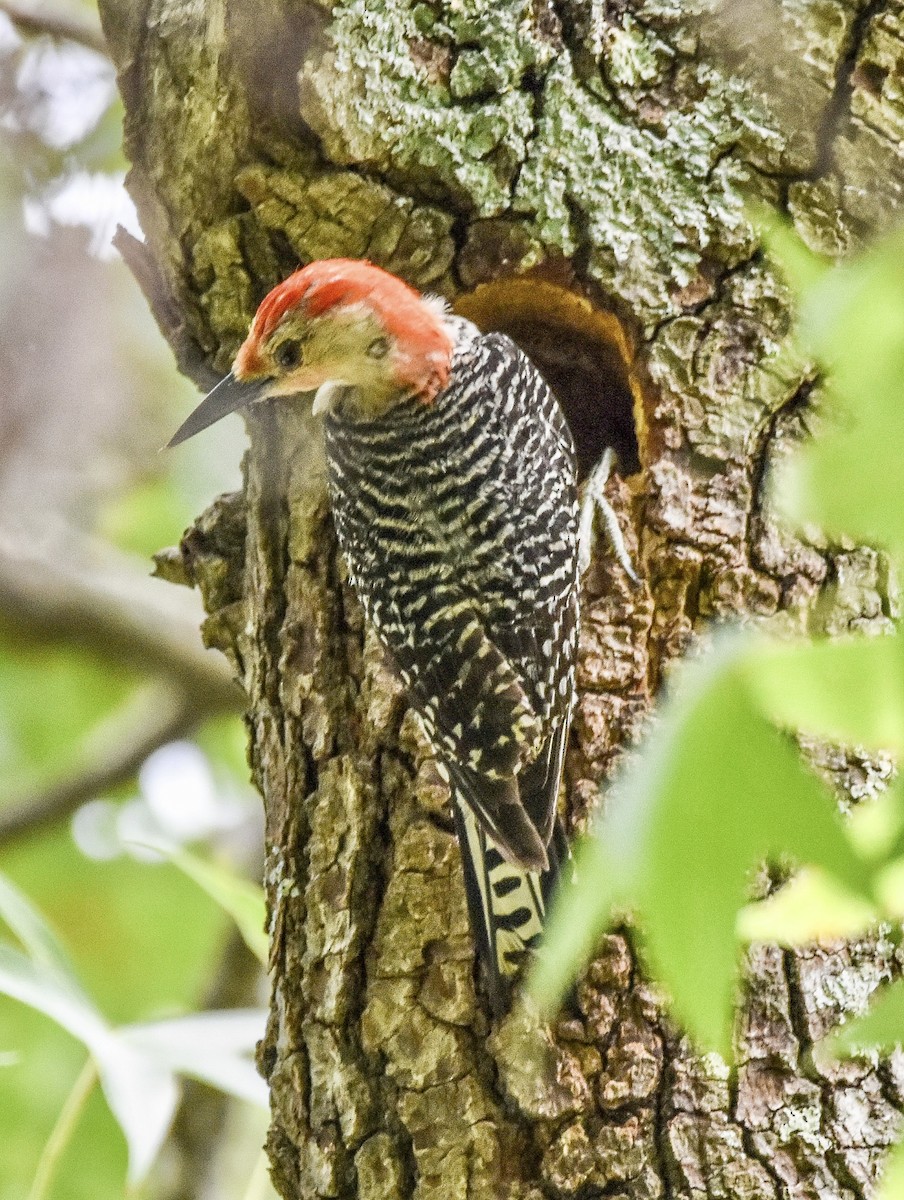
98, 0, 904, 1196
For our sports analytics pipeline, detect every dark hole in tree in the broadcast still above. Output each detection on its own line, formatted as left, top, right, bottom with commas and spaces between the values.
455, 280, 639, 480
498, 318, 638, 479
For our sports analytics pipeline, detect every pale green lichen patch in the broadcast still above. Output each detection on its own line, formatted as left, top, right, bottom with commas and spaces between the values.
603, 15, 666, 88
298, 0, 547, 216
514, 60, 763, 326
565, 0, 672, 80
441, 0, 559, 97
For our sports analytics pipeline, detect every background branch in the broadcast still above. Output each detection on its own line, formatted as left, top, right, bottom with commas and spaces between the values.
0, 531, 242, 711
0, 682, 200, 849
0, 0, 107, 56
0, 531, 244, 846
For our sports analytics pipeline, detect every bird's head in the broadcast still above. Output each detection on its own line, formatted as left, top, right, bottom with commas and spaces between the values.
168, 259, 454, 446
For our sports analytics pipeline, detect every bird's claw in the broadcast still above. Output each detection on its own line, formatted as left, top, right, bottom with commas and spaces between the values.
578, 448, 640, 584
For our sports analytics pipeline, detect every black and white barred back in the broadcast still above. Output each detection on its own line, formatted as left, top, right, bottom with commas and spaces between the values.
323, 318, 580, 1010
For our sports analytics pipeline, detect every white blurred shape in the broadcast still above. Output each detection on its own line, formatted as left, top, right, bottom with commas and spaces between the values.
15, 40, 114, 148
139, 741, 227, 843
71, 797, 123, 861
73, 743, 252, 864
116, 798, 168, 863
23, 170, 139, 259
0, 14, 20, 52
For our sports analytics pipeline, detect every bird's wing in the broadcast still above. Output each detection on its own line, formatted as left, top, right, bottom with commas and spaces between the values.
374, 520, 576, 867
513, 709, 570, 845
489, 593, 577, 846
384, 602, 550, 870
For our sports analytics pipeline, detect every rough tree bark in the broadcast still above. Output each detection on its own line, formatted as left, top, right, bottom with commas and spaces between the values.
97, 1, 904, 1197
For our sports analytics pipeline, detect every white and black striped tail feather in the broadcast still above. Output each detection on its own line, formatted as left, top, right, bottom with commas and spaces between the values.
452, 796, 563, 1015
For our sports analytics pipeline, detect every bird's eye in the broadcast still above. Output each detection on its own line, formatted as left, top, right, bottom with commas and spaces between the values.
274, 339, 302, 370
366, 336, 390, 359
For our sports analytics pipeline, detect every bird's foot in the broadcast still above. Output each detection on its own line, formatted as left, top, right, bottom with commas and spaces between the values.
577, 448, 640, 584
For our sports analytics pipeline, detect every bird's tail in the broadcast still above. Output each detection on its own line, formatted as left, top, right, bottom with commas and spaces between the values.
452, 797, 565, 1015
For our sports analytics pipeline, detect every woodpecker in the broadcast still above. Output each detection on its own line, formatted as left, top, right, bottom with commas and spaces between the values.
169, 259, 582, 1011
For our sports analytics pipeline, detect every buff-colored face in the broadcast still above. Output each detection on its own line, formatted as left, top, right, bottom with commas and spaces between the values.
167, 260, 454, 448
236, 304, 407, 418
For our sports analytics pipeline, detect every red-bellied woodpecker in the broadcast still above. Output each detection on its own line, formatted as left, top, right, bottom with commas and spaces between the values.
169, 259, 631, 1010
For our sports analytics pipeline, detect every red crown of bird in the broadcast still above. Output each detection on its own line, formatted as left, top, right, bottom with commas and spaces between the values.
234, 258, 454, 403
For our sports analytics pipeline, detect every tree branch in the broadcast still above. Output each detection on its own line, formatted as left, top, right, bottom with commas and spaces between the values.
0, 0, 107, 56
0, 531, 244, 846
0, 682, 200, 849
0, 530, 242, 712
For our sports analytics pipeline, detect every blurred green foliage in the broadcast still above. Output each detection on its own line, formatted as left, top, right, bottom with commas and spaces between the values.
0, 861, 266, 1196
0, 6, 268, 1198
1, 843, 224, 1198
0, 650, 129, 794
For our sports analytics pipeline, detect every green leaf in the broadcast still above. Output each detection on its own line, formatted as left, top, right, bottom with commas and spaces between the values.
847, 783, 904, 861
0, 871, 81, 990
530, 834, 625, 1013
534, 634, 868, 1057
879, 1137, 904, 1200
0, 943, 178, 1184
766, 226, 904, 551
0, 941, 267, 1181
742, 630, 904, 753
738, 868, 877, 945
128, 841, 267, 966
0, 876, 264, 1183
776, 397, 904, 553
874, 857, 904, 917
824, 978, 904, 1057
797, 229, 904, 384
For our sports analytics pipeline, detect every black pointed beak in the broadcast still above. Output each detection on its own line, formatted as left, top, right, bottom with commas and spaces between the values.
166, 373, 273, 448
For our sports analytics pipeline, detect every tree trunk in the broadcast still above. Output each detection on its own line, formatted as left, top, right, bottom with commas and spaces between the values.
98, 1, 904, 1196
